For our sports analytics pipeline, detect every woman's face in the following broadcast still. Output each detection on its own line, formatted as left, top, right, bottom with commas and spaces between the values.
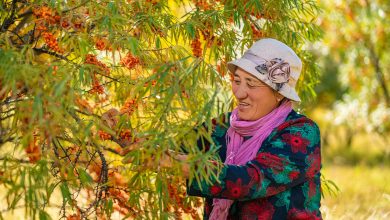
231, 68, 280, 121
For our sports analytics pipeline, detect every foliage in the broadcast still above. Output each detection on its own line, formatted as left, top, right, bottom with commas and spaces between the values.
316, 0, 390, 135
0, 0, 321, 219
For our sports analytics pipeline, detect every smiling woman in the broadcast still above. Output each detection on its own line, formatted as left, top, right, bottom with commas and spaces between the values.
160, 38, 322, 219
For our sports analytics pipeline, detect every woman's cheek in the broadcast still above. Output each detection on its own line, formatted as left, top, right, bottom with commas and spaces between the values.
232, 84, 238, 96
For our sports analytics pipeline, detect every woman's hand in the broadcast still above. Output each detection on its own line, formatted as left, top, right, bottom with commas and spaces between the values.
160, 151, 190, 178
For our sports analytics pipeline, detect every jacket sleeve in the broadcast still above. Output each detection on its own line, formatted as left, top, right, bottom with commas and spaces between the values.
187, 118, 321, 201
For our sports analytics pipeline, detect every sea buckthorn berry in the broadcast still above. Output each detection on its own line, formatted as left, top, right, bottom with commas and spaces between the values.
42, 32, 63, 53
85, 54, 110, 75
98, 130, 112, 140
120, 53, 140, 70
91, 79, 105, 94
61, 20, 70, 29
191, 37, 202, 57
119, 129, 132, 141
120, 99, 138, 116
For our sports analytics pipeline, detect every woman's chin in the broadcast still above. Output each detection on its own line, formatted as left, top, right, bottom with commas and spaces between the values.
237, 112, 251, 121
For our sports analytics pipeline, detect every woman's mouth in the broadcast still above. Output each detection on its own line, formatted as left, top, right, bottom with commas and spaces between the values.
238, 102, 250, 110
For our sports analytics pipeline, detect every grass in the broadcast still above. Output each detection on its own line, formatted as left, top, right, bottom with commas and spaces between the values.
321, 165, 390, 220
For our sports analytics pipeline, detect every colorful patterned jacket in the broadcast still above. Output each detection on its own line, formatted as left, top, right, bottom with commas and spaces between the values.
187, 110, 322, 219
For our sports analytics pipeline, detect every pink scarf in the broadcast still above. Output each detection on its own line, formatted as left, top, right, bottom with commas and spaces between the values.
209, 100, 293, 220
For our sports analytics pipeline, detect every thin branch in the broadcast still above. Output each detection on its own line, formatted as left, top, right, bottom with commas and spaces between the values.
32, 47, 69, 61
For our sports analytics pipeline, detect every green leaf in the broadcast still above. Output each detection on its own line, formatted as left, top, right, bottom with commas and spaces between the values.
79, 67, 85, 84
105, 199, 113, 215
33, 95, 43, 120
185, 22, 195, 38
156, 37, 161, 49
78, 169, 93, 185
128, 37, 139, 55
39, 210, 52, 220
54, 76, 70, 97
60, 182, 71, 202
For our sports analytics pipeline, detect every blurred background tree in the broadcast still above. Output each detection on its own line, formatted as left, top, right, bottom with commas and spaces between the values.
311, 0, 390, 219
314, 0, 390, 164
0, 0, 321, 219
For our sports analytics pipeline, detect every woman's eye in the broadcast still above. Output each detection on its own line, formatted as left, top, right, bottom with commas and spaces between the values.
247, 83, 256, 88
234, 80, 241, 84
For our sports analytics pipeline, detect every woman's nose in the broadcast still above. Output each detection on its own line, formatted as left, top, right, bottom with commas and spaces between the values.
234, 84, 248, 99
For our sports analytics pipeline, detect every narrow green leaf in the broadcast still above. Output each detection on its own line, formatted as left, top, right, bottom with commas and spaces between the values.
39, 210, 52, 220
128, 37, 139, 55
60, 182, 71, 202
185, 22, 195, 38
156, 37, 161, 49
78, 169, 93, 185
54, 76, 70, 97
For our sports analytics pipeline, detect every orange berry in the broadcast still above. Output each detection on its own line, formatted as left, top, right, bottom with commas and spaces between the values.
191, 37, 202, 57
98, 130, 112, 140
120, 99, 138, 116
85, 54, 110, 75
120, 53, 140, 70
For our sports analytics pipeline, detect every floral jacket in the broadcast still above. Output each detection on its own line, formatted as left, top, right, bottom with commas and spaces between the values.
187, 110, 322, 220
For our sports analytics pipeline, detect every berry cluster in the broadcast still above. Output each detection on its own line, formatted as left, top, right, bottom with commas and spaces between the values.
95, 38, 112, 51
120, 53, 140, 70
251, 24, 265, 39
120, 99, 138, 116
167, 181, 202, 219
191, 37, 202, 58
42, 32, 64, 53
98, 130, 112, 140
61, 20, 70, 28
32, 6, 60, 25
91, 75, 105, 94
85, 54, 110, 76
119, 129, 132, 141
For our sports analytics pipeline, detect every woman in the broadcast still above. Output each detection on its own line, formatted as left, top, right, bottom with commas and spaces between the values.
169, 38, 322, 220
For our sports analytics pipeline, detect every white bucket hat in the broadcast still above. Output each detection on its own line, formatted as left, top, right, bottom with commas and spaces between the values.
227, 38, 302, 102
